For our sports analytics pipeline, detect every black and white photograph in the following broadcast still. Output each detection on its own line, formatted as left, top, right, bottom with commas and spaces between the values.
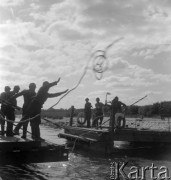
0, 0, 171, 179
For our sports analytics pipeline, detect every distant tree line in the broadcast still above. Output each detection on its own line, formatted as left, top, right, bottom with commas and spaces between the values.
38, 101, 171, 120
41, 108, 83, 119
126, 101, 171, 118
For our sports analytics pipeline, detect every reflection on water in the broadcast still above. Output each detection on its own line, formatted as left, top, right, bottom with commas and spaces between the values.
0, 153, 111, 180
0, 124, 171, 180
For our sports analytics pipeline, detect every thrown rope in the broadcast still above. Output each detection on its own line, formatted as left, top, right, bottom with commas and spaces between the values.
49, 37, 123, 109
91, 37, 124, 80
0, 38, 123, 125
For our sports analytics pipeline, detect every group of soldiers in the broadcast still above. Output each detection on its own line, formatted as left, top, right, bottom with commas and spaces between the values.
0, 77, 127, 139
84, 96, 127, 128
0, 78, 68, 141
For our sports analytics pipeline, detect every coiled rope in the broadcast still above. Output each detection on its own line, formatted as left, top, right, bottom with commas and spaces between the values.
49, 37, 124, 109
0, 37, 124, 125
91, 37, 123, 80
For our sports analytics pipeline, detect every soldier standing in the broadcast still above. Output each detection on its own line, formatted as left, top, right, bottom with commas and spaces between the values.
13, 83, 36, 138
0, 86, 11, 136
92, 97, 104, 128
84, 98, 92, 128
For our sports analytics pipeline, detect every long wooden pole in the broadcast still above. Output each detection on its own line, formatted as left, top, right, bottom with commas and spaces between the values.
101, 94, 148, 126
130, 95, 148, 106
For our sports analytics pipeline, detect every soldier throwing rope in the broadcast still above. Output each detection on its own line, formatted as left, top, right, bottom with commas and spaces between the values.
14, 78, 68, 141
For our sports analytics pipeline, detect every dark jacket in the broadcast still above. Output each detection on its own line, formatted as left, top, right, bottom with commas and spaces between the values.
13, 90, 36, 112
84, 102, 92, 114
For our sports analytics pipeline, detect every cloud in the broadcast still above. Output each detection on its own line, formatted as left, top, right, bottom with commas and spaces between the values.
1, 0, 171, 108
88, 90, 106, 96
95, 57, 171, 95
0, 0, 24, 7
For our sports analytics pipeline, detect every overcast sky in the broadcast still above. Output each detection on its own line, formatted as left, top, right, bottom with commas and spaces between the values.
0, 0, 171, 109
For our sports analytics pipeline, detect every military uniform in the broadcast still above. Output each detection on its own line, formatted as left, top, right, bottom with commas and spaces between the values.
93, 101, 104, 127
15, 80, 67, 140
84, 101, 92, 127
0, 90, 12, 135
13, 89, 36, 137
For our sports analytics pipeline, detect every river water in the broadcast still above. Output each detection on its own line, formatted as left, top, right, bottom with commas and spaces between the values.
0, 122, 171, 180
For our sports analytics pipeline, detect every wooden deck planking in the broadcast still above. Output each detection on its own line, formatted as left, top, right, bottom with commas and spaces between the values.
62, 126, 171, 144
0, 124, 69, 164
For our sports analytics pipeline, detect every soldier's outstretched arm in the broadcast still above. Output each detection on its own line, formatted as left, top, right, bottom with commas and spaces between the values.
48, 78, 61, 89
11, 90, 26, 99
48, 89, 68, 98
